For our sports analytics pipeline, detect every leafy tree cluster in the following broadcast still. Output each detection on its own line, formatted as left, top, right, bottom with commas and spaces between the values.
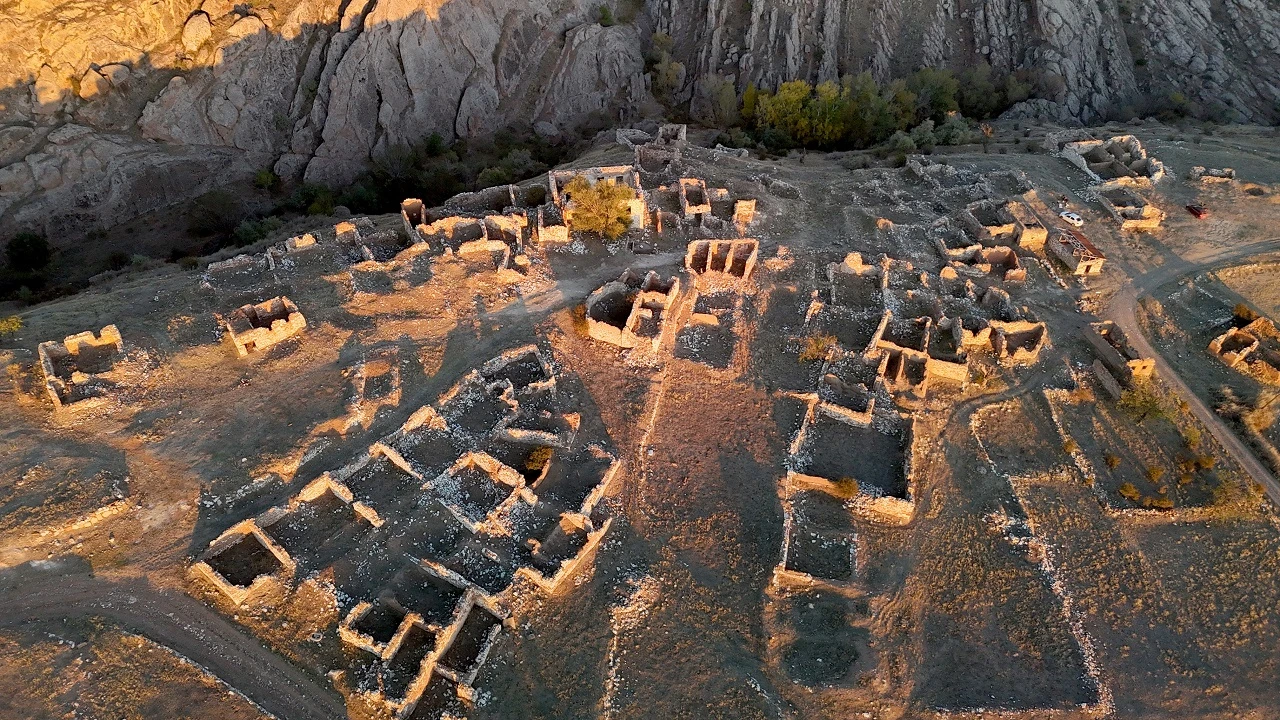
563, 176, 635, 239
718, 64, 1039, 152
745, 70, 973, 150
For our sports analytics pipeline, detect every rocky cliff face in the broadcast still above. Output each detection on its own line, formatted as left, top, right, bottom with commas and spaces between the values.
659, 0, 1280, 125
1, 0, 1278, 243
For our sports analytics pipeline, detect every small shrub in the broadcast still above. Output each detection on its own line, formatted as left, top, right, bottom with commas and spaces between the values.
1178, 473, 1194, 486
1150, 496, 1175, 510
799, 334, 837, 362
1118, 482, 1141, 501
105, 250, 131, 272
178, 256, 200, 271
1195, 455, 1216, 471
500, 148, 546, 178
832, 477, 861, 500
337, 183, 379, 213
422, 132, 447, 157
1233, 302, 1258, 326
1120, 382, 1171, 424
526, 446, 553, 472
306, 191, 335, 216
1145, 466, 1166, 483
232, 216, 285, 247
253, 169, 280, 192
887, 131, 916, 153
910, 120, 937, 152
1104, 453, 1122, 470
597, 4, 615, 25
476, 166, 514, 189
1062, 440, 1078, 454
6, 232, 52, 272
0, 314, 21, 338
935, 114, 971, 145
1183, 426, 1202, 448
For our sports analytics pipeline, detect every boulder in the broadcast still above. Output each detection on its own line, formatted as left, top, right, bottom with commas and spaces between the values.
182, 12, 213, 52
31, 65, 67, 115
78, 69, 110, 100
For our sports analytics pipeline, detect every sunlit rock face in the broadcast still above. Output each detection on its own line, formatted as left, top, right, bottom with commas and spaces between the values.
1, 0, 1279, 237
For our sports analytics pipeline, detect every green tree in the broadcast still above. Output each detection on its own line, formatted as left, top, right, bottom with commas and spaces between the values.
476, 166, 514, 188
883, 79, 917, 133
907, 67, 959, 124
5, 232, 51, 272
807, 81, 847, 146
958, 63, 999, 119
910, 119, 937, 152
841, 72, 893, 146
564, 176, 635, 239
597, 4, 615, 25
1004, 71, 1032, 105
887, 130, 916, 153
699, 74, 740, 129
741, 83, 759, 123
253, 169, 280, 192
758, 80, 813, 142
935, 113, 971, 145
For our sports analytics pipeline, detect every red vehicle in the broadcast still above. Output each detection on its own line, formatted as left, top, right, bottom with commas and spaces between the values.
1187, 204, 1210, 219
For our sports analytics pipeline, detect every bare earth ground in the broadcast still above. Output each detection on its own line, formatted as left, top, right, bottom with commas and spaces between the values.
1, 121, 1280, 718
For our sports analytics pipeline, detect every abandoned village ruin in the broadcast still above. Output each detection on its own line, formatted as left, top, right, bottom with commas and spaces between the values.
7, 106, 1280, 720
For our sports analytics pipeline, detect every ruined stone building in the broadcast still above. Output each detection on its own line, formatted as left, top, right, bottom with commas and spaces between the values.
190, 345, 619, 718
1048, 228, 1106, 276
585, 269, 681, 352
223, 296, 307, 357
1095, 186, 1165, 232
547, 165, 647, 231
1062, 136, 1166, 186
1085, 321, 1156, 386
37, 324, 125, 409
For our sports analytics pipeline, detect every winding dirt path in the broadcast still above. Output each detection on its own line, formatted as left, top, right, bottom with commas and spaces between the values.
1103, 238, 1280, 505
0, 561, 345, 720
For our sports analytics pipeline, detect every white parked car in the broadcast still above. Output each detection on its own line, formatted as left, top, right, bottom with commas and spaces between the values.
1059, 211, 1085, 227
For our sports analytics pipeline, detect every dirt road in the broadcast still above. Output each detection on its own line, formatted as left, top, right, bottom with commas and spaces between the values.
1104, 237, 1280, 506
0, 560, 345, 720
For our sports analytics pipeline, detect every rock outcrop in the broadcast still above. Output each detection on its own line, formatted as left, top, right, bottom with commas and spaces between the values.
1, 0, 1279, 242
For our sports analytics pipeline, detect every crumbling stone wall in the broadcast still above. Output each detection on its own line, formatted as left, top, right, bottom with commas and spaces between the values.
1085, 321, 1155, 384
1188, 166, 1235, 183
37, 324, 124, 409
990, 320, 1049, 365
1007, 199, 1047, 250
958, 200, 1018, 244
685, 239, 759, 289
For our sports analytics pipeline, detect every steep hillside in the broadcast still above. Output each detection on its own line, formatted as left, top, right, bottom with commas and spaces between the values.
1, 0, 1278, 245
